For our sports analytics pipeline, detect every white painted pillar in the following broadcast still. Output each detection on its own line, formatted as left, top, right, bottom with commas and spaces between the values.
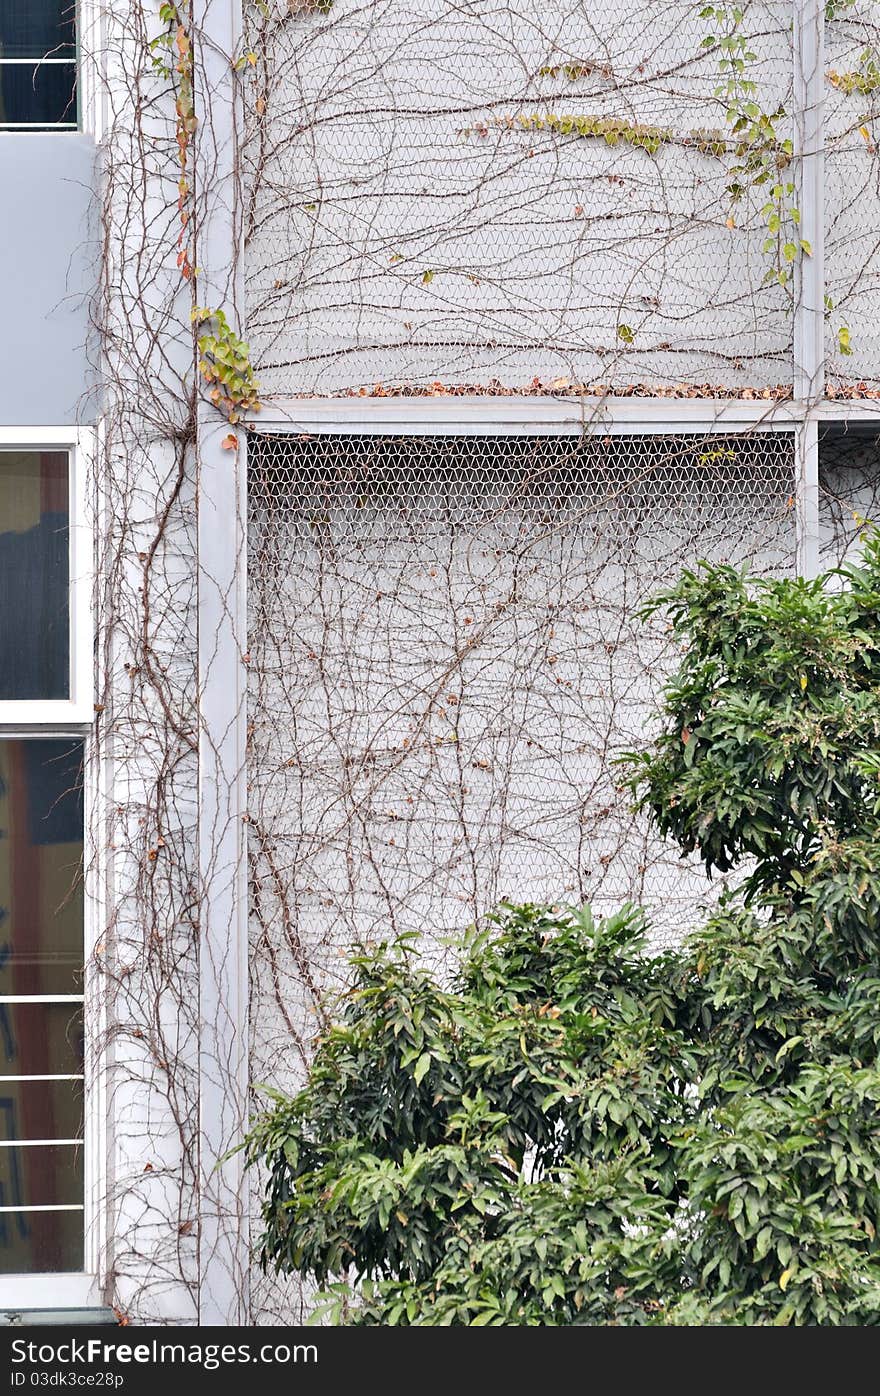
795, 416, 820, 578
193, 0, 250, 1326
793, 0, 825, 577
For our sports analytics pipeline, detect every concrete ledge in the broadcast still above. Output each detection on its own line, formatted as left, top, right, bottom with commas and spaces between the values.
0, 1309, 118, 1327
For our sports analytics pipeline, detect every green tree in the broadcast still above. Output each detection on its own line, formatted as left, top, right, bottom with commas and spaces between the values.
246, 534, 880, 1324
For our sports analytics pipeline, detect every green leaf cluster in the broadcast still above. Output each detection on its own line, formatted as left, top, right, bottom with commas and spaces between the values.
192, 307, 261, 423
700, 5, 806, 290
829, 50, 880, 97
247, 534, 880, 1325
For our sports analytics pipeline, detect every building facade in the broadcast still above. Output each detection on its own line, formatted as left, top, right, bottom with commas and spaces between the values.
0, 0, 878, 1324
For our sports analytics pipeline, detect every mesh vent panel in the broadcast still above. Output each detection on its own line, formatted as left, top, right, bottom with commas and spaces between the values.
242, 0, 793, 395
825, 3, 880, 385
247, 431, 795, 1071
245, 427, 795, 1317
820, 430, 880, 564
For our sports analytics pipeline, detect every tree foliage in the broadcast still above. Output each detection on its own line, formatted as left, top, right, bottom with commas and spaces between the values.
246, 534, 880, 1324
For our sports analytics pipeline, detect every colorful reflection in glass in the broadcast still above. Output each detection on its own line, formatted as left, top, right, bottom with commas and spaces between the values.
0, 739, 84, 1273
0, 453, 69, 700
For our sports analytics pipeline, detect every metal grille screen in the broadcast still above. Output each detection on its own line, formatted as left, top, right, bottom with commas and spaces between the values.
825, 4, 880, 386
820, 431, 880, 566
243, 0, 793, 395
246, 431, 795, 1103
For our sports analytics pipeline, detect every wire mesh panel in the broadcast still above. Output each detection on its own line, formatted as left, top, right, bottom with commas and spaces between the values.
825, 3, 880, 386
819, 429, 880, 562
247, 430, 795, 1082
243, 0, 794, 396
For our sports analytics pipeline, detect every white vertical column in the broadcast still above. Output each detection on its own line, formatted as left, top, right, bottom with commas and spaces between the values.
793, 0, 825, 576
193, 0, 250, 1325
795, 417, 820, 578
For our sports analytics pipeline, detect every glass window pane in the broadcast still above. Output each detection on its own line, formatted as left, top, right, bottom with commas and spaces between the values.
0, 734, 85, 1275
0, 1078, 83, 1143
0, 61, 76, 126
0, 2, 76, 59
0, 1142, 82, 1207
0, 1003, 83, 1079
0, 1144, 83, 1273
0, 455, 69, 699
0, 741, 83, 996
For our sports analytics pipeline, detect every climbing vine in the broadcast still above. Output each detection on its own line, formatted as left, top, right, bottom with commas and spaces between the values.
824, 1, 880, 365
78, 0, 880, 1331
192, 307, 261, 422
463, 3, 810, 317
829, 48, 880, 95
463, 112, 729, 158
151, 1, 260, 418
150, 1, 196, 281
700, 5, 810, 289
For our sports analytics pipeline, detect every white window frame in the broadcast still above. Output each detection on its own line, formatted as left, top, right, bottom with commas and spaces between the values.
0, 425, 97, 1310
77, 0, 103, 143
0, 426, 93, 727
0, 0, 81, 132
3, 0, 109, 144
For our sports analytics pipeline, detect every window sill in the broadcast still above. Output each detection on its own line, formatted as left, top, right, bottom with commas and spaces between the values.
0, 1275, 98, 1311
0, 1308, 117, 1327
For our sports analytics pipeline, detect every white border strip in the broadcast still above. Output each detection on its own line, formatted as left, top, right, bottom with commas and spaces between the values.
0, 1273, 96, 1307
0, 1139, 83, 1148
194, 0, 250, 1328
0, 996, 84, 1005
0, 1075, 84, 1083
249, 396, 805, 435
0, 1205, 83, 1214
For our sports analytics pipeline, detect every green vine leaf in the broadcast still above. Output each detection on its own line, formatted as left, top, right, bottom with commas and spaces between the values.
191, 307, 261, 423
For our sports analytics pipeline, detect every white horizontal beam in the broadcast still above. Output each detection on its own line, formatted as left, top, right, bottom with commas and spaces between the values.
251, 396, 880, 434
0, 995, 83, 1005
814, 398, 880, 423
0, 1075, 83, 1083
0, 725, 93, 738
250, 395, 805, 435
0, 1205, 84, 1213
0, 1139, 82, 1148
0, 704, 94, 726
0, 428, 81, 445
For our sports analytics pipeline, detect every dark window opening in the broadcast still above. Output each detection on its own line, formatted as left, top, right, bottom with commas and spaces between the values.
819, 425, 880, 570
0, 3, 77, 129
0, 452, 70, 702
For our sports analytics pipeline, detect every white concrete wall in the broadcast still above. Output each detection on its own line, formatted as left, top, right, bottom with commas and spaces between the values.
90, 0, 200, 1324
0, 136, 98, 426
80, 0, 880, 1327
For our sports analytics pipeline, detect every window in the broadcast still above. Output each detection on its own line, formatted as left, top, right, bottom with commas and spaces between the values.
0, 434, 93, 1306
0, 739, 84, 1274
0, 2, 77, 130
0, 445, 92, 725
